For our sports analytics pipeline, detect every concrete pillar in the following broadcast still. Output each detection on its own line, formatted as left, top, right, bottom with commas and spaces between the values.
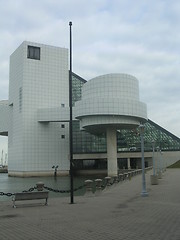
127, 158, 131, 169
107, 128, 118, 177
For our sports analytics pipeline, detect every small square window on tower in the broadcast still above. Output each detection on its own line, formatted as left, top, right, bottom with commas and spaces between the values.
27, 45, 40, 60
61, 124, 65, 128
61, 135, 65, 139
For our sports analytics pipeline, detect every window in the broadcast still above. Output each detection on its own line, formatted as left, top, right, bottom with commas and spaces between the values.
61, 135, 65, 139
61, 124, 65, 128
27, 45, 40, 60
61, 103, 65, 107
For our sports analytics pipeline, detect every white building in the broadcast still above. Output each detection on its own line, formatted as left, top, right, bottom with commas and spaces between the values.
7, 41, 70, 176
0, 41, 179, 177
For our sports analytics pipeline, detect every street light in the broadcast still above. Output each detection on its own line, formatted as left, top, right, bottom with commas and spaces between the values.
152, 141, 155, 176
150, 141, 158, 185
139, 124, 148, 197
156, 146, 160, 174
156, 146, 162, 179
160, 150, 163, 172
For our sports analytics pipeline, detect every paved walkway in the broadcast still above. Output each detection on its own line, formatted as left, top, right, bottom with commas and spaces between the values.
1, 169, 180, 240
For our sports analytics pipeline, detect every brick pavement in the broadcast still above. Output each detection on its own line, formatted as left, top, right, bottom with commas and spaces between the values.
0, 169, 180, 240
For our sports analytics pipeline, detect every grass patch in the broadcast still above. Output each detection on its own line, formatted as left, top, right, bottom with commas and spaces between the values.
168, 160, 180, 168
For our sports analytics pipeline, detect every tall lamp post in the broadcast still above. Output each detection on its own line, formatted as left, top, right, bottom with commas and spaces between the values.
160, 150, 163, 172
156, 146, 159, 174
152, 141, 155, 176
156, 146, 162, 179
69, 21, 74, 204
139, 124, 148, 197
150, 141, 158, 185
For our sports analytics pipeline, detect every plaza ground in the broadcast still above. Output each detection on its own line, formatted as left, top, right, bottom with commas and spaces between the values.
0, 169, 180, 240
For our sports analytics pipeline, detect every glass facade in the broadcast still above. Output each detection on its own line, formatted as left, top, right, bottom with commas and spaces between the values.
117, 120, 180, 152
72, 72, 107, 154
73, 120, 107, 153
72, 72, 86, 106
72, 72, 180, 154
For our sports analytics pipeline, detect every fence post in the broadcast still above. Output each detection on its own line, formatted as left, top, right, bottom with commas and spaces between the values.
95, 179, 103, 196
105, 176, 111, 189
84, 180, 93, 196
36, 182, 44, 191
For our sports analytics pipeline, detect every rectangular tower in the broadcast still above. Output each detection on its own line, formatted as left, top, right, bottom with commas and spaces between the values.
8, 41, 69, 176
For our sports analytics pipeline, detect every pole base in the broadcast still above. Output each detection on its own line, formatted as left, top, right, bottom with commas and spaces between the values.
158, 171, 162, 179
150, 175, 158, 185
141, 191, 148, 197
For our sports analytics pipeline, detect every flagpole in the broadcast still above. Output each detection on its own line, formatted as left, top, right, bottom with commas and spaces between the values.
69, 21, 74, 204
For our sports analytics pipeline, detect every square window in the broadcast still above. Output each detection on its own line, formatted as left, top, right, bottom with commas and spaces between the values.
61, 135, 65, 139
27, 45, 40, 60
61, 124, 65, 128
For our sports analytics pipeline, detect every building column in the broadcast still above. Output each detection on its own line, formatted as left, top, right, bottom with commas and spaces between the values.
107, 128, 118, 177
127, 158, 131, 169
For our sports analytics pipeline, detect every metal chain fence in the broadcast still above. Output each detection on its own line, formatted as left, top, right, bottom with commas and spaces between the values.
44, 184, 85, 193
0, 192, 14, 197
0, 184, 85, 197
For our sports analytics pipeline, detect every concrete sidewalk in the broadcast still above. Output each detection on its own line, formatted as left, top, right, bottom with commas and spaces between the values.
1, 169, 180, 240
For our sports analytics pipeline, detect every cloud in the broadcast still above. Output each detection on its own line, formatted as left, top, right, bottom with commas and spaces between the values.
0, 0, 179, 140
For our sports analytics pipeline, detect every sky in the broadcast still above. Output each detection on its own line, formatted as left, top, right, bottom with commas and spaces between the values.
0, 0, 180, 156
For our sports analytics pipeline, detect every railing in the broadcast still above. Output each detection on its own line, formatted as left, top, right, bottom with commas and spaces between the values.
0, 167, 152, 199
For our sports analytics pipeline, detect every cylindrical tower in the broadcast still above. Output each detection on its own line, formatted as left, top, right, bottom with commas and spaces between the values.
75, 73, 147, 176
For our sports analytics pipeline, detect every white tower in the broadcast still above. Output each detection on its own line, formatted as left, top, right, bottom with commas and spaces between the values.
8, 41, 69, 177
75, 74, 147, 176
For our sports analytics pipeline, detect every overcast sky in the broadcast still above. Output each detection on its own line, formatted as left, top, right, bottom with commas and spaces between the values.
0, 0, 180, 155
